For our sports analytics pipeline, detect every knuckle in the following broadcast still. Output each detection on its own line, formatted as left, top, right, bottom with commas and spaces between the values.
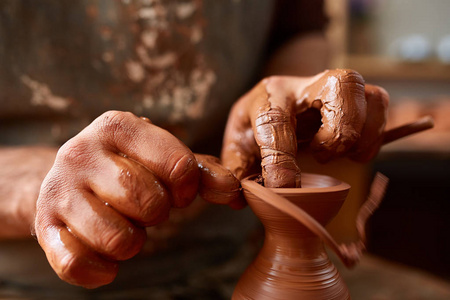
139, 205, 170, 226
94, 111, 136, 140
168, 152, 200, 208
101, 226, 143, 260
56, 251, 115, 288
169, 152, 196, 183
255, 108, 296, 151
57, 252, 79, 282
37, 171, 59, 202
57, 137, 92, 166
333, 69, 364, 85
115, 161, 169, 225
138, 192, 169, 225
262, 75, 281, 85
103, 230, 128, 257
96, 110, 126, 130
256, 108, 290, 126
37, 168, 77, 212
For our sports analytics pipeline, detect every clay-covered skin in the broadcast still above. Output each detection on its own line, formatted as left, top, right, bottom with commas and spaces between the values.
222, 69, 389, 188
35, 111, 240, 288
349, 85, 389, 162
195, 154, 243, 209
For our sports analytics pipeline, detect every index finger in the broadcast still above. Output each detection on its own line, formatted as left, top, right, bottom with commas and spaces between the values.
85, 111, 199, 208
249, 78, 301, 188
222, 78, 303, 188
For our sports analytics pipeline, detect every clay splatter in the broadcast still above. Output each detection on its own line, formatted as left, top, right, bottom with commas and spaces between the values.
20, 75, 71, 111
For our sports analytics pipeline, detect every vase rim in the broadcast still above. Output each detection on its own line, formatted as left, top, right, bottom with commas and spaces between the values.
243, 173, 350, 195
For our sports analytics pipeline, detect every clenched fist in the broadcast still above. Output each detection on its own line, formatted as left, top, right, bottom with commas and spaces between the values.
35, 111, 240, 288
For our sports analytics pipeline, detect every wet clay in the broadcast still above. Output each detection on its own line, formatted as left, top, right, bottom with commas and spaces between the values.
293, 70, 366, 163
222, 69, 368, 189
259, 70, 366, 188
223, 70, 434, 299
222, 69, 434, 190
232, 173, 388, 300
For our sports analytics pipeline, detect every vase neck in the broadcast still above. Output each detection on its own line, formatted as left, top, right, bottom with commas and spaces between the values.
263, 232, 327, 261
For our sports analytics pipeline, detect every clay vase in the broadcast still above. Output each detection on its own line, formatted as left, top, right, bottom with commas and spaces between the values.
233, 173, 352, 300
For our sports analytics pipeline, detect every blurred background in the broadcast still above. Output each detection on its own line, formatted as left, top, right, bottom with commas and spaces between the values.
326, 0, 450, 282
0, 0, 449, 299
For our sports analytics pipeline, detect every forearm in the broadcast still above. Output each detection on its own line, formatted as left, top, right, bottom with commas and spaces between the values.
0, 146, 57, 239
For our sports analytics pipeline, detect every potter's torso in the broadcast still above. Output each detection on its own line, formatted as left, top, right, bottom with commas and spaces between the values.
0, 0, 275, 146
0, 2, 274, 294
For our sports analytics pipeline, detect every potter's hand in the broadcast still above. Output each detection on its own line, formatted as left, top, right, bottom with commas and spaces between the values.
195, 154, 243, 209
35, 111, 201, 288
221, 69, 389, 192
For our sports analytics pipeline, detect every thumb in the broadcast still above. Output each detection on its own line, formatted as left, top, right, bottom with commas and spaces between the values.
195, 154, 246, 209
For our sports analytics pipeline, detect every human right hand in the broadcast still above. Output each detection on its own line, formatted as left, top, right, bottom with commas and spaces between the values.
221, 69, 390, 194
221, 68, 433, 205
35, 111, 203, 288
